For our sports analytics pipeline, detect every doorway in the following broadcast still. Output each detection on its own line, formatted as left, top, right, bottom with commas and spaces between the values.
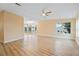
24, 21, 37, 34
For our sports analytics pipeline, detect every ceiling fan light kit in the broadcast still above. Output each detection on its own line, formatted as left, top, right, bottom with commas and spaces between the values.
42, 8, 52, 16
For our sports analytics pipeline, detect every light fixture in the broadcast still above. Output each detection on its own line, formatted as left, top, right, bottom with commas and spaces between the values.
41, 8, 52, 16
24, 21, 37, 24
26, 21, 35, 24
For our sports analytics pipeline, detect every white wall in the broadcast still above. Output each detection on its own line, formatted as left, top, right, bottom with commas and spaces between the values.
76, 16, 79, 45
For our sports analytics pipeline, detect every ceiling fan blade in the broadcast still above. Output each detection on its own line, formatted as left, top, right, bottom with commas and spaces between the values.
15, 3, 21, 6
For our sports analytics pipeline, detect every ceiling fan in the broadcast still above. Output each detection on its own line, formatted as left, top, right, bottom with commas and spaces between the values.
42, 9, 52, 16
15, 3, 21, 6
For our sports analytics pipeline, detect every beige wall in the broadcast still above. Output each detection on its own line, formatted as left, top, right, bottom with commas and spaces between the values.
37, 18, 76, 39
0, 11, 24, 43
0, 11, 4, 43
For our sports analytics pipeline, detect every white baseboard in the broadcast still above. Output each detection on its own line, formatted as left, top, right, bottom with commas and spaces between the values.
4, 36, 24, 43
38, 34, 75, 40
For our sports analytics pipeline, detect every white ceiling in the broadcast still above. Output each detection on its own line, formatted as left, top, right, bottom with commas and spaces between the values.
0, 3, 79, 21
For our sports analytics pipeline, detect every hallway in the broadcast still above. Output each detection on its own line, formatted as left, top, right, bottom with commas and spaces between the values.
0, 34, 79, 56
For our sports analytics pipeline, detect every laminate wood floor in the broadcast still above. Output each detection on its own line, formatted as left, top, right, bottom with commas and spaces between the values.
0, 34, 79, 56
